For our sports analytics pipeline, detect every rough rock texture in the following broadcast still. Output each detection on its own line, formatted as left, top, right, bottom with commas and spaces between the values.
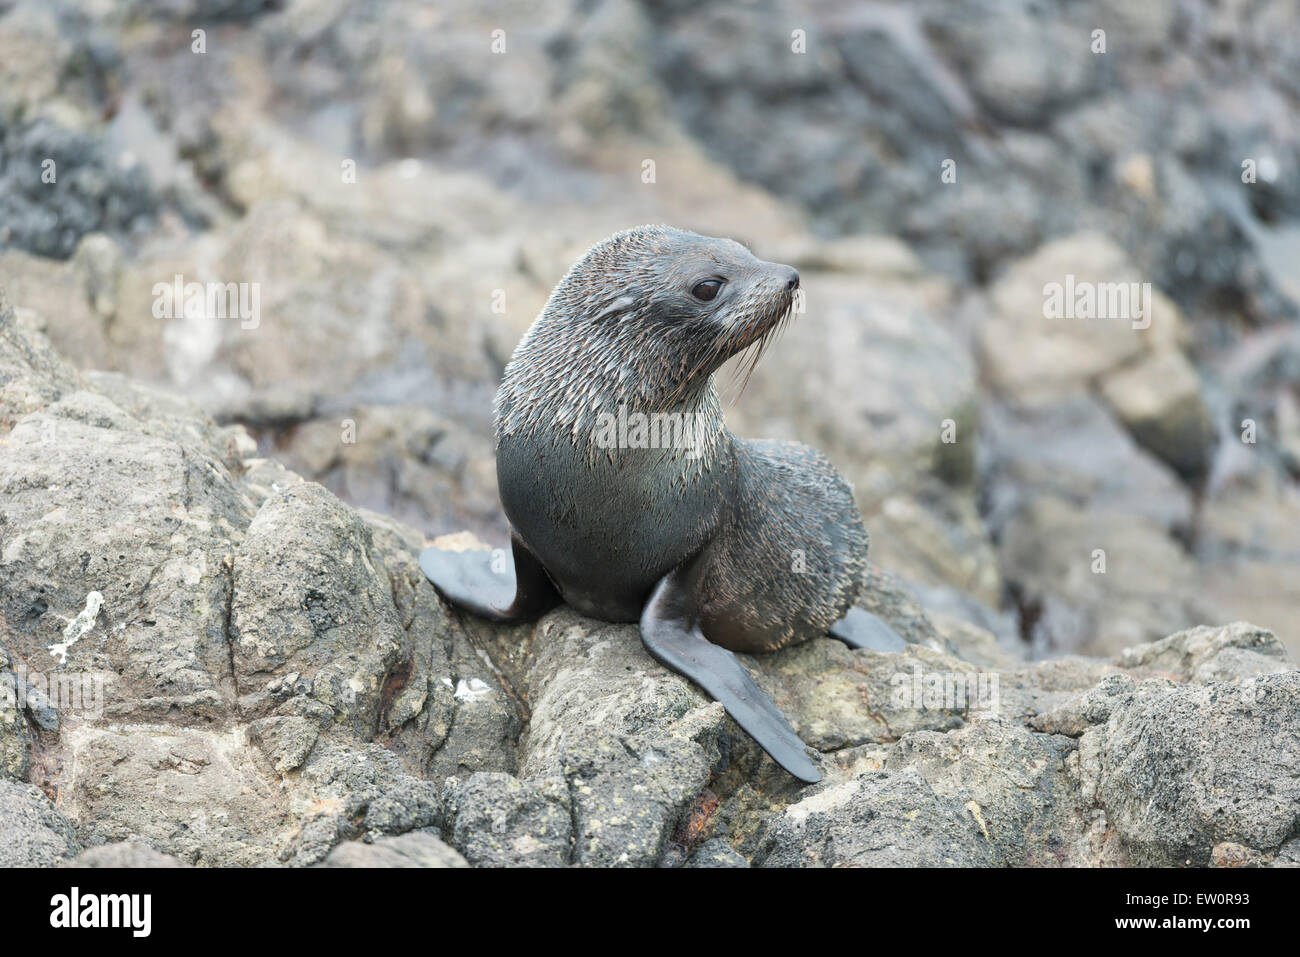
1081, 672, 1300, 865
68, 841, 190, 868
0, 645, 31, 781
0, 781, 81, 866
315, 832, 469, 868
1, 298, 1296, 867
0, 296, 503, 865
1, 0, 1296, 663
443, 772, 572, 868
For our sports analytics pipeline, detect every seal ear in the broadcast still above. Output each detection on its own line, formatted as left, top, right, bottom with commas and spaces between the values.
593, 295, 636, 322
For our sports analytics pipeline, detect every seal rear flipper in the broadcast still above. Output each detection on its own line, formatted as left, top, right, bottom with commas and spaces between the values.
828, 606, 907, 652
420, 534, 559, 623
640, 570, 822, 784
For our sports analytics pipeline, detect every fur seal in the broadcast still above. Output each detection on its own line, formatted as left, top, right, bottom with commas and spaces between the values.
421, 225, 901, 783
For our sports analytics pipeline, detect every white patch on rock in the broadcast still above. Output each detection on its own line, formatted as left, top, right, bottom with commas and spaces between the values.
49, 591, 103, 664
454, 677, 492, 702
181, 550, 207, 585
784, 779, 859, 824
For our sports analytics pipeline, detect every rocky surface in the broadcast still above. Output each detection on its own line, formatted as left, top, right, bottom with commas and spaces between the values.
0, 781, 81, 866
314, 831, 468, 868
1, 298, 1296, 867
67, 841, 190, 868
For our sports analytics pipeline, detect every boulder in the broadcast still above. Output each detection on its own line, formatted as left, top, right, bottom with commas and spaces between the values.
315, 832, 468, 869
0, 781, 80, 867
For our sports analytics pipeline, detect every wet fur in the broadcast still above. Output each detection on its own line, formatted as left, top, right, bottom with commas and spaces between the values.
494, 224, 868, 649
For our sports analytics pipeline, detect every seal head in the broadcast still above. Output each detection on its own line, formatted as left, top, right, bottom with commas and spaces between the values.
497, 224, 799, 444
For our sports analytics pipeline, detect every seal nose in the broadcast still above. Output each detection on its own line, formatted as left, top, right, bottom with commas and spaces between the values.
784, 267, 800, 292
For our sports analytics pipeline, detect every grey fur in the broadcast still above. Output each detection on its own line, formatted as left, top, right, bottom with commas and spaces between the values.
493, 225, 867, 646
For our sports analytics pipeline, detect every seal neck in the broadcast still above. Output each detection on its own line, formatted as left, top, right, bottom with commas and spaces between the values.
496, 342, 726, 464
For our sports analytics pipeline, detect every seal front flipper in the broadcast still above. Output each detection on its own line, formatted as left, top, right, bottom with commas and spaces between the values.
420, 534, 559, 623
828, 606, 907, 652
640, 570, 822, 784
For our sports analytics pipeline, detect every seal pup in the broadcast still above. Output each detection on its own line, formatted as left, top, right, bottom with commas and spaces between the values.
420, 225, 901, 783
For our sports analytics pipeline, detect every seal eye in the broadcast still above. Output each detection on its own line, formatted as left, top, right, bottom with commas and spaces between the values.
692, 279, 722, 302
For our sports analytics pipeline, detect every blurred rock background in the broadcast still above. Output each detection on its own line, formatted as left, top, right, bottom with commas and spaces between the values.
2, 0, 1298, 659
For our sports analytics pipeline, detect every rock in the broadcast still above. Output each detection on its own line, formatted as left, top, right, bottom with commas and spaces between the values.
272, 405, 502, 542
981, 395, 1195, 534
773, 234, 929, 278
755, 640, 978, 752
978, 233, 1184, 407
854, 564, 956, 654
884, 719, 1089, 866
686, 838, 749, 868
924, 0, 1097, 128
997, 496, 1211, 656
0, 650, 32, 781
1211, 842, 1272, 868
0, 397, 248, 726
1001, 658, 1126, 730
1274, 839, 1300, 868
0, 287, 81, 424
0, 781, 80, 866
1029, 674, 1136, 738
1080, 671, 1300, 865
561, 733, 713, 867
928, 612, 1023, 671
977, 390, 1224, 655
59, 726, 288, 867
521, 611, 717, 866
0, 243, 119, 375
200, 195, 499, 422
444, 772, 572, 868
865, 483, 1003, 610
1117, 621, 1292, 684
68, 842, 190, 868
248, 715, 320, 774
1211, 325, 1300, 479
1099, 350, 1216, 482
1195, 556, 1300, 663
0, 118, 157, 259
0, 5, 66, 118
230, 482, 410, 739
287, 743, 443, 866
1196, 463, 1300, 660
363, 517, 525, 781
0, 719, 29, 783
315, 832, 469, 869
0, 294, 523, 866
130, 0, 280, 23
755, 766, 1001, 867
0, 2, 1297, 870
